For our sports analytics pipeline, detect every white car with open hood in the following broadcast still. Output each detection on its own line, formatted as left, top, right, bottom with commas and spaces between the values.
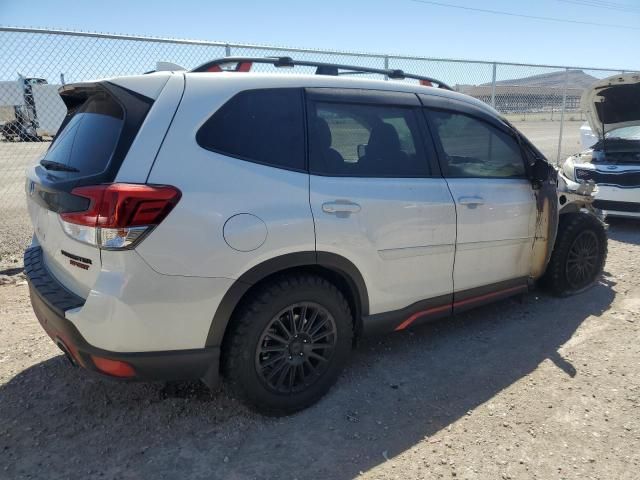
562, 73, 640, 218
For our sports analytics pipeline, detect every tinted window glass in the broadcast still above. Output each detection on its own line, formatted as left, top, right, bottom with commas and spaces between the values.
309, 102, 429, 177
43, 93, 123, 176
196, 88, 304, 171
429, 110, 525, 178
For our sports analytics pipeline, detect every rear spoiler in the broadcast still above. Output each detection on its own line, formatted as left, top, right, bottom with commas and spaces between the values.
57, 82, 103, 110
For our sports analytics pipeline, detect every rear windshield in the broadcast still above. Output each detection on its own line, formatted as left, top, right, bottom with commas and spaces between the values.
43, 92, 124, 177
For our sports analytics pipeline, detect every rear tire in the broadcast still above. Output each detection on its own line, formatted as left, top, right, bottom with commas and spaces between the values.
542, 212, 607, 296
222, 274, 353, 415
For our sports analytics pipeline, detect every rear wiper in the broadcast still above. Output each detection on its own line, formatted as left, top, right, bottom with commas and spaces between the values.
40, 160, 79, 172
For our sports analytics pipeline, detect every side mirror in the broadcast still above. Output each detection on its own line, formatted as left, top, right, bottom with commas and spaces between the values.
531, 158, 552, 187
357, 144, 367, 160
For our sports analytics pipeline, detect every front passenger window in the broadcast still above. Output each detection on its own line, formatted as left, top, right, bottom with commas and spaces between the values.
429, 110, 525, 178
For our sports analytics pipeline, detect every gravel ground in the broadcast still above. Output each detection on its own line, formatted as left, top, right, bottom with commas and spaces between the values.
0, 218, 639, 479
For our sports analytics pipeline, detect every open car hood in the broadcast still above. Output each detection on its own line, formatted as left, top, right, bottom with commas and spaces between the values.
581, 73, 640, 138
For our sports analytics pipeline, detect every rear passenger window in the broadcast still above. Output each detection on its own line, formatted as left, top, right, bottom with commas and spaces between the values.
196, 88, 305, 171
308, 102, 430, 177
428, 110, 525, 178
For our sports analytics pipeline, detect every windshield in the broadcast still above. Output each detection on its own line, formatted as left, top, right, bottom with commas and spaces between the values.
606, 126, 640, 141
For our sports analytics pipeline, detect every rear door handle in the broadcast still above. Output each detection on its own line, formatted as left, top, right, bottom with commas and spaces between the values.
458, 196, 485, 207
322, 200, 361, 215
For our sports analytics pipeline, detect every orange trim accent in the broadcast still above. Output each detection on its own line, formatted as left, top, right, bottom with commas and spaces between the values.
395, 284, 527, 331
394, 304, 451, 331
453, 285, 527, 308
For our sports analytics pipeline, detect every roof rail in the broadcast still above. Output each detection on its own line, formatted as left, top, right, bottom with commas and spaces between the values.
191, 56, 453, 91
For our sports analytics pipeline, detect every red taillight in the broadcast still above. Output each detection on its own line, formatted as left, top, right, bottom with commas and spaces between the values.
59, 183, 181, 250
62, 183, 181, 228
91, 356, 136, 378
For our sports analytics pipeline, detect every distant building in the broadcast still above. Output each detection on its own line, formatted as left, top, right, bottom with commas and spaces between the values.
456, 70, 599, 113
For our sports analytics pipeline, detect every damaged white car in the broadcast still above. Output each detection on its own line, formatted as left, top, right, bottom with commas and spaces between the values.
23, 57, 608, 414
562, 73, 640, 219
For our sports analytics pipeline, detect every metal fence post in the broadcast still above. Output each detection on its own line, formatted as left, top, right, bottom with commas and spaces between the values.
556, 68, 570, 165
384, 55, 389, 81
490, 63, 497, 108
225, 44, 231, 57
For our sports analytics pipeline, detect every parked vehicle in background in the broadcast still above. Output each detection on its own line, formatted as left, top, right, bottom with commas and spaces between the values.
562, 74, 640, 219
0, 76, 66, 141
23, 57, 607, 415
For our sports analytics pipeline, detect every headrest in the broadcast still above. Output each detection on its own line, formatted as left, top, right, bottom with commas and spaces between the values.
367, 122, 401, 155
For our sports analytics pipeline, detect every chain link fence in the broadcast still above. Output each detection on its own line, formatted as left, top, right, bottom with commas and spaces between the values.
0, 26, 631, 267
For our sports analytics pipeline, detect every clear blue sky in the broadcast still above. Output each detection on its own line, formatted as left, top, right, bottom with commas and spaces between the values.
1, 0, 639, 70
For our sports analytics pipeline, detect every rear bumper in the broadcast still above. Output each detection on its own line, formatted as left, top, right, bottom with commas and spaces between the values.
25, 246, 220, 386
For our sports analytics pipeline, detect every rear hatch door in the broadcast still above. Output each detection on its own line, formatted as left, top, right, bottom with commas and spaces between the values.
26, 79, 159, 298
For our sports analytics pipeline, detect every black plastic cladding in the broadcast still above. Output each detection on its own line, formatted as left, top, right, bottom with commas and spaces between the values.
205, 252, 369, 347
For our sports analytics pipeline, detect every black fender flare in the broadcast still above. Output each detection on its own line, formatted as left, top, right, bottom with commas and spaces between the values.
205, 251, 369, 347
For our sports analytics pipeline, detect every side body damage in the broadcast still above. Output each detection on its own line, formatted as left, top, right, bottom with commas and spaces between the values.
531, 162, 599, 280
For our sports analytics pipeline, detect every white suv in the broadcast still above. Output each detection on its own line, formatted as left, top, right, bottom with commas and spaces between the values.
24, 58, 607, 414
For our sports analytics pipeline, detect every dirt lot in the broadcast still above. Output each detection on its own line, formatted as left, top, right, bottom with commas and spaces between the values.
1, 218, 639, 479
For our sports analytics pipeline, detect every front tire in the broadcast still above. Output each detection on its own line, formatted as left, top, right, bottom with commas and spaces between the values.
542, 212, 607, 296
222, 274, 353, 415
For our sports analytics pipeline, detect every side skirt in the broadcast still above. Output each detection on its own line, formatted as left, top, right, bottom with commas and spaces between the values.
361, 277, 529, 335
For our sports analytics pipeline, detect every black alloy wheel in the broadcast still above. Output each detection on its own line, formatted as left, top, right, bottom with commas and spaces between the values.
222, 274, 352, 415
565, 230, 600, 291
255, 302, 338, 394
542, 212, 607, 296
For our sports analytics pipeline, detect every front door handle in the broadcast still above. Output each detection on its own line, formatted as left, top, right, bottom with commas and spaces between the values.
458, 196, 485, 207
322, 200, 361, 215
